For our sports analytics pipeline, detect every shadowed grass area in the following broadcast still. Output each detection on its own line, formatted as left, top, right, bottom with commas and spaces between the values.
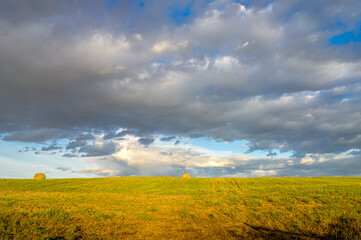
0, 177, 360, 239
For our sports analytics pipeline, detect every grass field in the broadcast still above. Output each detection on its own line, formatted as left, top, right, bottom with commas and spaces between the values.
0, 177, 360, 239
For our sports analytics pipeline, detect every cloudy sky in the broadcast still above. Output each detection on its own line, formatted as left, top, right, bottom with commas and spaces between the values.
1, 0, 361, 178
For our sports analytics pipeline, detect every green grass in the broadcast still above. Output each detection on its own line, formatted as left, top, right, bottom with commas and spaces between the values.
0, 177, 360, 239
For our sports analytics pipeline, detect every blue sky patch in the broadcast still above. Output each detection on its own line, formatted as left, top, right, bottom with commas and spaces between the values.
329, 31, 357, 44
341, 95, 353, 101
169, 3, 193, 25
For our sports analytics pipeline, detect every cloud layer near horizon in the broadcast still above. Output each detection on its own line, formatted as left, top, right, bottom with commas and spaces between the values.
1, 0, 361, 177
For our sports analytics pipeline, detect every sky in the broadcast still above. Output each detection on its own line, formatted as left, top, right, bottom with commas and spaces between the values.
1, 0, 361, 179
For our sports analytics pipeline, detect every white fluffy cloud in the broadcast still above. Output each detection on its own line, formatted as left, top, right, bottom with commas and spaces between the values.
151, 40, 189, 53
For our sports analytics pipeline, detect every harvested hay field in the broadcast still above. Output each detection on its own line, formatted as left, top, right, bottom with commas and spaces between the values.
0, 177, 360, 239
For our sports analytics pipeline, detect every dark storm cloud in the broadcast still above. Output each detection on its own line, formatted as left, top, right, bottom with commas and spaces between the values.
76, 133, 94, 141
56, 166, 71, 172
62, 153, 78, 158
160, 136, 176, 141
3, 129, 71, 143
1, 0, 361, 178
66, 139, 88, 150
0, 0, 213, 34
138, 137, 155, 146
78, 140, 118, 157
266, 151, 277, 157
77, 156, 140, 176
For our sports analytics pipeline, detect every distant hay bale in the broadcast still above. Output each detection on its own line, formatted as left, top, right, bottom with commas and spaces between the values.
34, 173, 46, 179
182, 173, 190, 178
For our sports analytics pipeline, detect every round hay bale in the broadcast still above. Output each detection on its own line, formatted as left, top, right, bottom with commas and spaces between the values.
182, 173, 190, 178
34, 173, 46, 179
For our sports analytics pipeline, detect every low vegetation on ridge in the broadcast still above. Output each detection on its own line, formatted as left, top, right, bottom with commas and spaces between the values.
0, 177, 360, 239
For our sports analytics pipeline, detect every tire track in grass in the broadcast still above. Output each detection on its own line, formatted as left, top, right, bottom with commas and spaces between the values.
211, 178, 219, 201
207, 178, 247, 239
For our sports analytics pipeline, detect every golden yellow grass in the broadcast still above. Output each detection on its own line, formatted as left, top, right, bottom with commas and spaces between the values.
0, 177, 360, 239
